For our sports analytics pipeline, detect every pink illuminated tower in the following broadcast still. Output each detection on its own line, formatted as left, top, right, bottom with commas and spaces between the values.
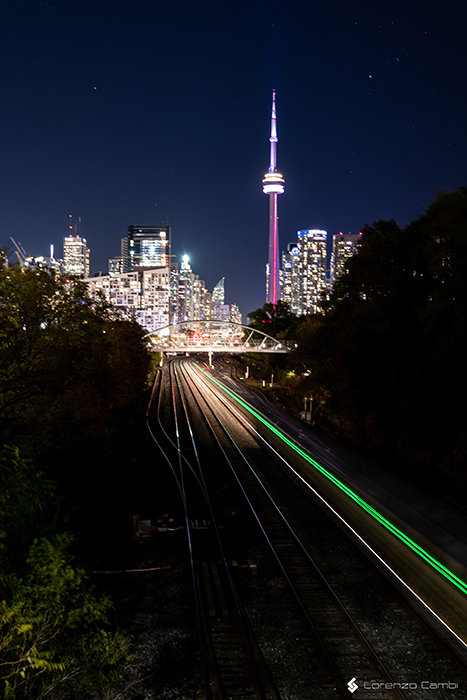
262, 90, 285, 305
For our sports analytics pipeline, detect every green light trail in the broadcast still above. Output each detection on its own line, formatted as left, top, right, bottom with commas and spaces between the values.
197, 365, 467, 597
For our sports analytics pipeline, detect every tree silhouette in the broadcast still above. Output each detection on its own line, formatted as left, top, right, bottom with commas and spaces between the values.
294, 188, 467, 484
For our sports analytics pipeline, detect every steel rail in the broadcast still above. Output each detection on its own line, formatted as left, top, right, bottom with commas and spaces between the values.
173, 360, 282, 700
146, 363, 213, 698
182, 358, 413, 700
148, 360, 281, 699
192, 361, 467, 656
152, 360, 207, 500
146, 367, 184, 499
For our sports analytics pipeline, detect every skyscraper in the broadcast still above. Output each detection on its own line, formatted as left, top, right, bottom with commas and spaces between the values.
63, 214, 90, 278
281, 230, 328, 315
211, 277, 228, 330
212, 277, 225, 304
121, 224, 170, 272
262, 90, 285, 305
63, 235, 90, 277
330, 232, 362, 284
175, 255, 211, 325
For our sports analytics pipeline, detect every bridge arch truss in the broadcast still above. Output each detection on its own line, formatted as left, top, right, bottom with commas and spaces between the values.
145, 320, 294, 354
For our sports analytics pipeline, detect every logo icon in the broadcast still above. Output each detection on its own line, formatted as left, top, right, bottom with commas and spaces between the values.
348, 677, 358, 694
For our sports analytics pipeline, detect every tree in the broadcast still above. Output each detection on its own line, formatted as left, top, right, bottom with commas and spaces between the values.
0, 267, 108, 432
0, 447, 56, 579
0, 266, 151, 487
0, 447, 132, 699
0, 266, 153, 695
0, 533, 130, 699
247, 300, 301, 338
294, 188, 467, 483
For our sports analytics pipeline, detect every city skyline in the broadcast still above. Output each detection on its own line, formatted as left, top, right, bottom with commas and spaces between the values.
1, 0, 466, 318
15, 219, 356, 328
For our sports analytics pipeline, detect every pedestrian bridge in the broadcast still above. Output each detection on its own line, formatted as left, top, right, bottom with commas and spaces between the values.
146, 320, 295, 354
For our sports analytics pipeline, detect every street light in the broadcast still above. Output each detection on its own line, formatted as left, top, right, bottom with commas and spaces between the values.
303, 396, 313, 423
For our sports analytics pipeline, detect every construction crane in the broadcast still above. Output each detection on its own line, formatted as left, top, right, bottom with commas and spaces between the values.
10, 237, 29, 267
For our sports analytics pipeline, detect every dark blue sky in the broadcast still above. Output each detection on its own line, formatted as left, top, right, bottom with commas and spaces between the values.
1, 0, 466, 317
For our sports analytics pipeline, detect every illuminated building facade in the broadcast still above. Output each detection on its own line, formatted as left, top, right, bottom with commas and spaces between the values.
212, 302, 230, 325
262, 90, 285, 305
211, 276, 227, 330
229, 303, 242, 327
330, 232, 362, 284
174, 255, 211, 327
138, 267, 171, 332
84, 271, 140, 310
108, 258, 123, 276
212, 277, 225, 304
84, 267, 170, 333
63, 235, 90, 278
281, 229, 328, 315
280, 244, 295, 310
84, 234, 240, 336
122, 224, 170, 272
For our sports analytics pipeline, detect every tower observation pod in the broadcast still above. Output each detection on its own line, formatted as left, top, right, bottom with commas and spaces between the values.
262, 89, 285, 305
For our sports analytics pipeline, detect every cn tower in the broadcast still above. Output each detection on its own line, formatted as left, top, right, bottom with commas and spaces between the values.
262, 89, 285, 305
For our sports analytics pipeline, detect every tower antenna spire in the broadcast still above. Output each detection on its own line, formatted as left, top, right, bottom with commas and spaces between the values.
262, 89, 285, 305
269, 88, 278, 172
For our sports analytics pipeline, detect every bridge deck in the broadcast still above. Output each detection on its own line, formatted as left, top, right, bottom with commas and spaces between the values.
148, 344, 290, 354
146, 320, 295, 354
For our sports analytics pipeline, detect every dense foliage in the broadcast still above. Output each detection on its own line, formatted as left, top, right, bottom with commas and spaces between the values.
0, 266, 151, 698
0, 267, 150, 476
292, 188, 467, 489
248, 189, 467, 493
247, 299, 302, 339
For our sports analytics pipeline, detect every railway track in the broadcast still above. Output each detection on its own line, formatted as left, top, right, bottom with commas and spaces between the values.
146, 357, 467, 699
148, 360, 281, 700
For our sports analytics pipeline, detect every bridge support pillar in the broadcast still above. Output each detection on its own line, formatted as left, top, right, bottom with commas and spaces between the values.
208, 351, 213, 368
159, 351, 164, 367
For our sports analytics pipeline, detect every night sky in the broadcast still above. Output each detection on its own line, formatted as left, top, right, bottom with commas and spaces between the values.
2, 0, 466, 318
